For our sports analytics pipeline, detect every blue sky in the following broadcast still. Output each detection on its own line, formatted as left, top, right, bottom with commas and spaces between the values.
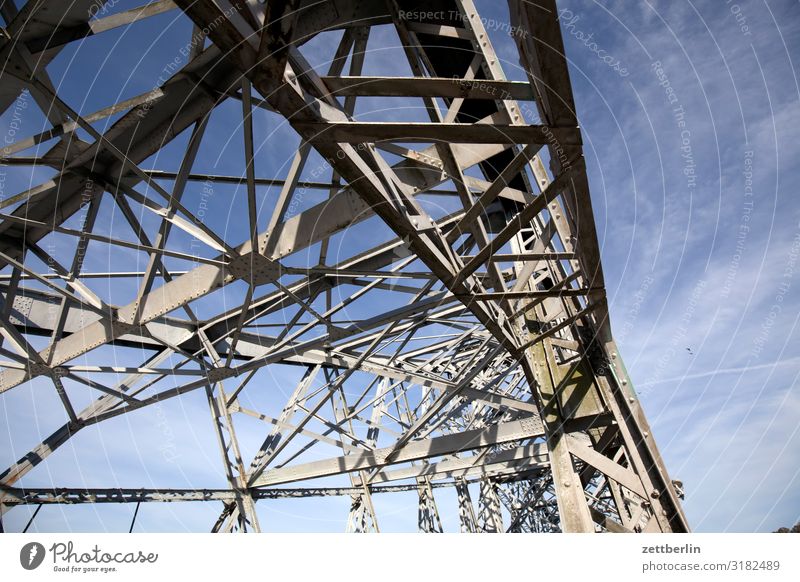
1, 0, 799, 533
526, 0, 800, 532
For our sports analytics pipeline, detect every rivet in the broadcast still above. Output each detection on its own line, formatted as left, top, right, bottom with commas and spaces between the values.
563, 481, 571, 487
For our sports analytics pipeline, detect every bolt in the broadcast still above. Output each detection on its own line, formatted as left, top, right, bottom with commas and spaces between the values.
563, 481, 571, 488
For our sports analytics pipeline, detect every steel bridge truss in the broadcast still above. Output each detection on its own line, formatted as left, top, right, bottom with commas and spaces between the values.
0, 0, 688, 533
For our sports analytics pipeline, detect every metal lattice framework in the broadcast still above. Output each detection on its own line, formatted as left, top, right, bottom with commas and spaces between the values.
0, 0, 689, 533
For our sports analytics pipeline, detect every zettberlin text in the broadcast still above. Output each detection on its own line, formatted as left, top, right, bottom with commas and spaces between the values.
642, 544, 701, 554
